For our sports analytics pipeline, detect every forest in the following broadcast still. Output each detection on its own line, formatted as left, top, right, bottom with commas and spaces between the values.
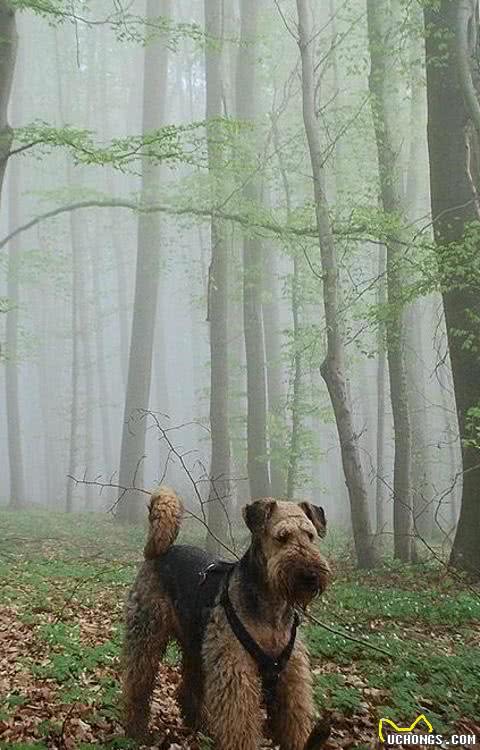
0, 0, 479, 748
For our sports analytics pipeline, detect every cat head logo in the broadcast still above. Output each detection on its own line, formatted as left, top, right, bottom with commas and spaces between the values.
378, 714, 434, 742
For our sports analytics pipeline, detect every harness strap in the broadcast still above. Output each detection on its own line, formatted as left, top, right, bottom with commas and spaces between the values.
219, 569, 300, 707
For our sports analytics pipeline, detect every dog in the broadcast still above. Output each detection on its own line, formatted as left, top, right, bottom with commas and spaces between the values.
122, 487, 330, 749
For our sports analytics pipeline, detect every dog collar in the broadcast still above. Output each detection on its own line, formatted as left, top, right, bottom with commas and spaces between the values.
220, 571, 300, 707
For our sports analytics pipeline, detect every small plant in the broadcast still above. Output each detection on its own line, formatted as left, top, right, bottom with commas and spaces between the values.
313, 674, 362, 715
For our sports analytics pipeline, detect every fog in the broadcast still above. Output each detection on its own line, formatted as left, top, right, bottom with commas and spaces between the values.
0, 0, 477, 572
2, 2, 480, 747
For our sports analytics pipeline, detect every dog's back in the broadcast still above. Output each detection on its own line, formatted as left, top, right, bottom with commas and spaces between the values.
154, 545, 232, 647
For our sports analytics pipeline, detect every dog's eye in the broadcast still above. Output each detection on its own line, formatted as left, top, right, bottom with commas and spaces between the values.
307, 531, 315, 542
276, 531, 290, 544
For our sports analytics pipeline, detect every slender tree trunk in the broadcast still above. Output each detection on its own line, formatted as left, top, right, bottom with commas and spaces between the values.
439, 380, 459, 529
205, 0, 231, 552
116, 0, 171, 523
38, 295, 55, 507
153, 272, 170, 417
0, 1, 16, 190
236, 0, 271, 498
287, 254, 303, 500
405, 10, 432, 555
425, 0, 480, 576
228, 234, 249, 511
6, 159, 25, 509
375, 245, 387, 539
66, 211, 80, 513
91, 222, 113, 475
406, 305, 433, 549
263, 242, 286, 497
271, 113, 299, 500
4, 16, 23, 509
75, 222, 95, 510
367, 0, 413, 562
98, 35, 130, 388
54, 31, 79, 513
296, 0, 377, 568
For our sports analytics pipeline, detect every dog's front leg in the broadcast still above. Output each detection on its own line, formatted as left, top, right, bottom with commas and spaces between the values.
267, 641, 317, 750
202, 619, 263, 750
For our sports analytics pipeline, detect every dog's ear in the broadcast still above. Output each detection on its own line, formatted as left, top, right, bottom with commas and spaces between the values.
243, 498, 277, 533
298, 502, 327, 538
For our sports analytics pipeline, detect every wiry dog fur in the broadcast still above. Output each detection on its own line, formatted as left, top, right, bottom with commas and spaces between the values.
122, 487, 331, 750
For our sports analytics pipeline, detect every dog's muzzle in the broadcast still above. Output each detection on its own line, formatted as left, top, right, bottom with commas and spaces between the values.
297, 570, 322, 593
293, 560, 330, 600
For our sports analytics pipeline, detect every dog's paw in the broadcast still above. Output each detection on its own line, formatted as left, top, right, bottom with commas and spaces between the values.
303, 716, 331, 750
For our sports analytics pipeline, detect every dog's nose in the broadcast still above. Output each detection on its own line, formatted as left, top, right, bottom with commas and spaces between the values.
297, 570, 319, 591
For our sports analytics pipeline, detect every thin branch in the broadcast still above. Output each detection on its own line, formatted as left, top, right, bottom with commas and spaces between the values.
0, 139, 46, 164
0, 196, 379, 251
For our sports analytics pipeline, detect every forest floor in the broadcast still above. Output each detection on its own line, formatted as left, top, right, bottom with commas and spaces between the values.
0, 509, 479, 750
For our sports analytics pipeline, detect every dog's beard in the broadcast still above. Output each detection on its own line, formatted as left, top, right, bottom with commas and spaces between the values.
274, 561, 329, 609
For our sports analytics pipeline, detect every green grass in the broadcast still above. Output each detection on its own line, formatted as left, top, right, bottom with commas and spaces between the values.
308, 563, 480, 734
0, 508, 479, 747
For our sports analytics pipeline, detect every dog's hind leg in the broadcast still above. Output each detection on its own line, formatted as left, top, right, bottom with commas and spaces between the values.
122, 592, 172, 741
177, 651, 203, 729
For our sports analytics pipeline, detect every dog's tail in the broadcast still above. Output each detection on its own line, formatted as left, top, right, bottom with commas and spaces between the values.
143, 486, 184, 559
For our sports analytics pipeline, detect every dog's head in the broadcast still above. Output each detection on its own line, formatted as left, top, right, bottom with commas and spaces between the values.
242, 498, 330, 608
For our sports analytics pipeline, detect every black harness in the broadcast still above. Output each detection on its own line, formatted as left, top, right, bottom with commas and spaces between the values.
219, 567, 300, 708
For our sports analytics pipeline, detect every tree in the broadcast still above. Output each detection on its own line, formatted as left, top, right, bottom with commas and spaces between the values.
0, 1, 16, 189
424, 0, 480, 575
91, 219, 114, 476
4, 9, 23, 509
65, 209, 80, 513
116, 0, 171, 523
287, 251, 303, 501
375, 245, 387, 539
236, 0, 271, 499
270, 112, 298, 500
263, 240, 287, 498
296, 0, 377, 568
366, 0, 413, 562
204, 0, 231, 552
6, 158, 25, 509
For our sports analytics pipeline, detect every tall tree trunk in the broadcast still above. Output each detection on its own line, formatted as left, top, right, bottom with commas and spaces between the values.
4, 17, 23, 509
66, 210, 80, 514
76, 222, 95, 510
227, 234, 249, 511
98, 33, 130, 389
425, 0, 480, 576
270, 113, 299, 500
296, 0, 377, 568
6, 159, 25, 509
116, 0, 171, 523
263, 242, 286, 497
367, 0, 413, 562
439, 378, 459, 529
92, 222, 113, 476
287, 254, 303, 500
406, 304, 433, 548
153, 272, 169, 418
236, 0, 271, 498
0, 1, 16, 189
375, 245, 387, 539
205, 0, 231, 553
406, 9, 432, 555
37, 294, 55, 507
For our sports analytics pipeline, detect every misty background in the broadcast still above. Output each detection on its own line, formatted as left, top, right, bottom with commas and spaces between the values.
0, 0, 477, 573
